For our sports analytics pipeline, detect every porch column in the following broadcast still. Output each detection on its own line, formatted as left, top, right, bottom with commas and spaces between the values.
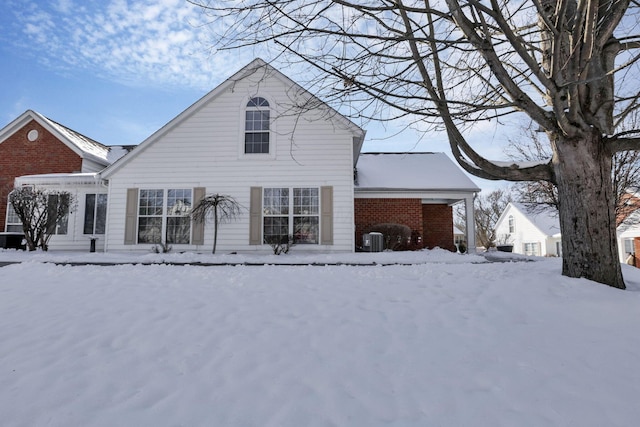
465, 195, 476, 254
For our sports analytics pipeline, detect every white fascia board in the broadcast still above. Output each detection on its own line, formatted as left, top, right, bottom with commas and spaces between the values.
354, 189, 477, 203
14, 173, 106, 188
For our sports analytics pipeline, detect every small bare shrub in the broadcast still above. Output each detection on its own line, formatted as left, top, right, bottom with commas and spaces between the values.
264, 235, 295, 255
369, 223, 412, 251
151, 241, 172, 253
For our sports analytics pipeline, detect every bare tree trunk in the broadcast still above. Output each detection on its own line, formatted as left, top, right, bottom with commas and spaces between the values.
212, 208, 218, 254
553, 130, 625, 289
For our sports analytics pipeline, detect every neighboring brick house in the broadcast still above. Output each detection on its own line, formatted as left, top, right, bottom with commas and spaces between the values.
0, 110, 126, 232
354, 153, 479, 251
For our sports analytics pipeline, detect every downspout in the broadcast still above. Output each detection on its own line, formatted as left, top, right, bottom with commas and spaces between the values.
100, 176, 111, 253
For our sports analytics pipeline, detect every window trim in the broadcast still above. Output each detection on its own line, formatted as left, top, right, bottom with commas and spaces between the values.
239, 95, 276, 159
508, 215, 515, 233
83, 193, 108, 235
47, 193, 70, 235
523, 242, 540, 256
5, 203, 22, 232
136, 188, 193, 245
262, 187, 320, 245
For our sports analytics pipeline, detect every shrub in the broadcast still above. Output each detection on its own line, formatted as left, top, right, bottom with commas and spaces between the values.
151, 241, 172, 253
264, 234, 295, 255
369, 223, 412, 251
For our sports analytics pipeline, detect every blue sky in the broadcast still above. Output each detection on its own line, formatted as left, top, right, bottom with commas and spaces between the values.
0, 0, 507, 190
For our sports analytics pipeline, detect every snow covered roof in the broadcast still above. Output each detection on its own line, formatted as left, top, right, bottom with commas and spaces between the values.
106, 145, 136, 164
31, 111, 110, 162
355, 153, 480, 192
14, 172, 105, 187
0, 110, 134, 168
510, 202, 561, 237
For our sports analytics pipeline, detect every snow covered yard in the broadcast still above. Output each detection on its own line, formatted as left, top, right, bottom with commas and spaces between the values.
1, 250, 640, 426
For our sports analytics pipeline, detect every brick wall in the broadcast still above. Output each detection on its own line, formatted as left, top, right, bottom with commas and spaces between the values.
354, 198, 424, 248
422, 204, 456, 251
0, 119, 82, 230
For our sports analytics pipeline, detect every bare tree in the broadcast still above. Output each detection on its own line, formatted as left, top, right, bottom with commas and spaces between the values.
8, 186, 74, 251
192, 0, 640, 288
506, 122, 640, 226
456, 189, 513, 250
190, 193, 242, 254
507, 125, 640, 225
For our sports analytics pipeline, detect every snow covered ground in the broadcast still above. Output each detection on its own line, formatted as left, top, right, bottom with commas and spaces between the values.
1, 248, 640, 426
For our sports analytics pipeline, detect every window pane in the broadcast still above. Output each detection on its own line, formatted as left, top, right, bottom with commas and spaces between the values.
244, 132, 269, 154
139, 189, 164, 216
138, 217, 162, 243
263, 216, 289, 244
263, 188, 289, 215
258, 111, 270, 130
294, 188, 318, 214
84, 194, 96, 234
95, 194, 107, 234
6, 203, 20, 225
47, 194, 69, 235
167, 189, 192, 216
245, 111, 256, 131
294, 216, 319, 244
166, 217, 190, 244
247, 97, 269, 107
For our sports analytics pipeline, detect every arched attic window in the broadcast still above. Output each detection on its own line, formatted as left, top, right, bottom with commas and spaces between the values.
245, 97, 270, 154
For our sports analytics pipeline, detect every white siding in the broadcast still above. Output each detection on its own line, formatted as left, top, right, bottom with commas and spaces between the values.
495, 205, 559, 256
104, 71, 357, 253
26, 184, 108, 252
81, 158, 109, 173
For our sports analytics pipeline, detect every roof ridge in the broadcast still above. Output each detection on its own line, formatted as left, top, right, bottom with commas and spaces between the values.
40, 113, 108, 150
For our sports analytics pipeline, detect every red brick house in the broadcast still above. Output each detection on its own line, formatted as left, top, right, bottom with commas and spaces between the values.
354, 153, 479, 252
0, 110, 116, 232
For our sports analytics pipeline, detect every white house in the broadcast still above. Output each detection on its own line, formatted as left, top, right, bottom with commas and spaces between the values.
5, 59, 480, 254
100, 58, 365, 253
494, 202, 562, 256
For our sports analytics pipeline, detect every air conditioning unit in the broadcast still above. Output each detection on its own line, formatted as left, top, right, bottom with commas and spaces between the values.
362, 232, 384, 252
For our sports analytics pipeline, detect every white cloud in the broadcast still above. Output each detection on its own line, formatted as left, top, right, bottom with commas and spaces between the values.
53, 0, 73, 14
9, 0, 256, 91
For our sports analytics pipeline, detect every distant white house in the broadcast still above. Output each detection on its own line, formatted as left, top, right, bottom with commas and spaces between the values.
496, 201, 640, 263
617, 211, 640, 263
494, 202, 562, 257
